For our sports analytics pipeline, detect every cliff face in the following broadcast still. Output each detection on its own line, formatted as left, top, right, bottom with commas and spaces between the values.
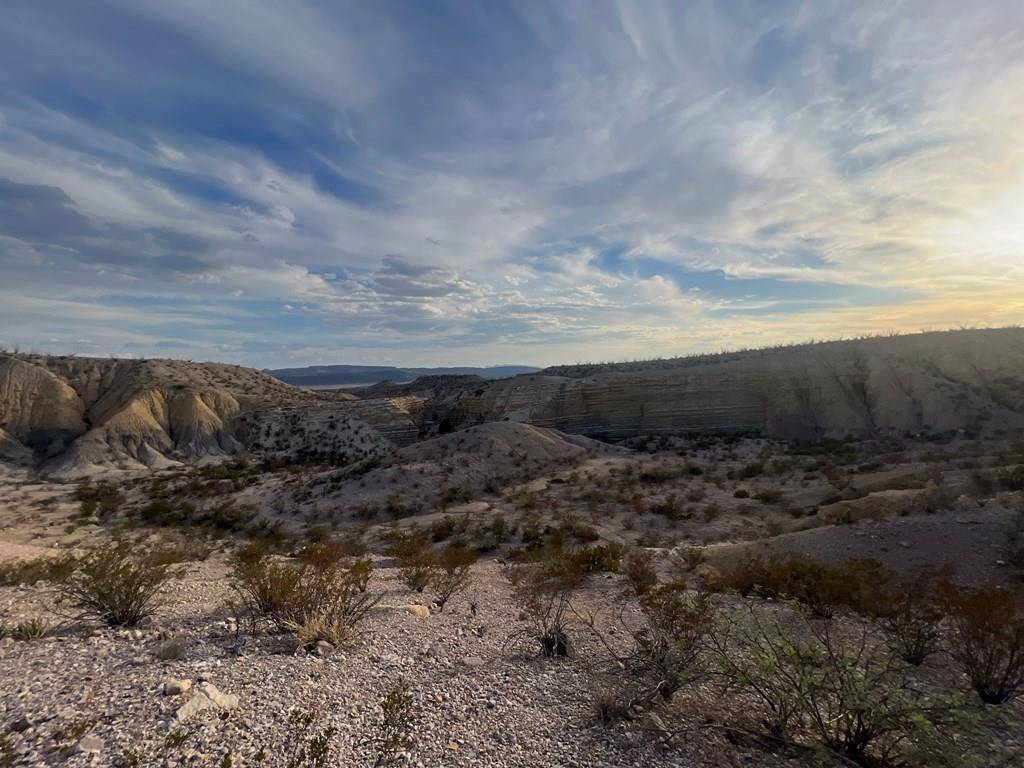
444, 329, 1024, 441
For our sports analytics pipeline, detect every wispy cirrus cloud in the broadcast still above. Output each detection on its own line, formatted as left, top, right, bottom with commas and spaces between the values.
0, 0, 1021, 367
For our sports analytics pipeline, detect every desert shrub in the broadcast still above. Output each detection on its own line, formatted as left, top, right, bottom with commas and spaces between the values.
0, 555, 76, 586
866, 567, 947, 665
349, 557, 373, 592
506, 548, 582, 657
623, 549, 658, 597
428, 516, 458, 542
649, 494, 683, 519
398, 551, 436, 593
941, 583, 1024, 704
384, 529, 429, 561
231, 551, 378, 647
721, 553, 891, 618
627, 586, 715, 707
2, 617, 51, 641
429, 546, 477, 612
709, 610, 959, 763
570, 542, 624, 574
754, 488, 784, 504
370, 680, 416, 767
75, 480, 125, 517
59, 541, 176, 626
998, 465, 1024, 492
296, 537, 365, 570
284, 708, 336, 768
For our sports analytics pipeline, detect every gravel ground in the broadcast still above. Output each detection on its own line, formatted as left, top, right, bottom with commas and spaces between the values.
1, 559, 814, 768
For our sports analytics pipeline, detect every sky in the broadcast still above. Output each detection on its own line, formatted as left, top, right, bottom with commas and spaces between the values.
0, 1, 1022, 368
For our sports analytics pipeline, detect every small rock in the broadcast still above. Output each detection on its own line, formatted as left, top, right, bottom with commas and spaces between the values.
198, 682, 239, 710
314, 640, 334, 657
161, 678, 193, 696
174, 682, 239, 723
74, 735, 104, 755
8, 715, 31, 733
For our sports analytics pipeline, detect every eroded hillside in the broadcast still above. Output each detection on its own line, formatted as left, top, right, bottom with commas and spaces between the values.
430, 328, 1024, 441
0, 355, 417, 477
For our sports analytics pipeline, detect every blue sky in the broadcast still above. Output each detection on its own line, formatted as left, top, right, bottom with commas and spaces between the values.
0, 1, 1022, 367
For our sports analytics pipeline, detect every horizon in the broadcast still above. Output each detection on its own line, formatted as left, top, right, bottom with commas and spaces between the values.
3, 325, 1017, 372
1, 1, 1023, 368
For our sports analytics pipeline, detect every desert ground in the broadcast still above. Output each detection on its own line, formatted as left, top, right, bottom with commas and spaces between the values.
2, 423, 1023, 767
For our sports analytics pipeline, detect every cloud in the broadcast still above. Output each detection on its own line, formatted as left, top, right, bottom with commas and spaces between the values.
0, 0, 1021, 367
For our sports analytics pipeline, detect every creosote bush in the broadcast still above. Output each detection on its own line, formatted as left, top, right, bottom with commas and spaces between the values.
231, 547, 379, 648
398, 551, 435, 593
59, 541, 177, 626
866, 567, 948, 666
941, 582, 1024, 704
506, 547, 583, 657
429, 546, 477, 612
0, 555, 76, 586
721, 552, 892, 617
623, 549, 657, 598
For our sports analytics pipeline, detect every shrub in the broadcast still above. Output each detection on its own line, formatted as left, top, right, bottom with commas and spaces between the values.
998, 465, 1024, 492
942, 583, 1024, 704
710, 609, 959, 763
754, 488, 784, 504
506, 549, 582, 657
627, 586, 715, 708
623, 549, 658, 597
721, 553, 891, 618
231, 551, 379, 648
384, 529, 429, 561
371, 680, 416, 767
2, 617, 51, 641
867, 567, 947, 665
429, 546, 476, 612
570, 542, 623, 574
0, 555, 76, 586
59, 541, 175, 626
398, 551, 436, 593
283, 708, 336, 768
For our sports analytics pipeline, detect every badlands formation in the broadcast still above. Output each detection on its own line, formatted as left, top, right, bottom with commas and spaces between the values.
2, 328, 1023, 478
1, 327, 1023, 768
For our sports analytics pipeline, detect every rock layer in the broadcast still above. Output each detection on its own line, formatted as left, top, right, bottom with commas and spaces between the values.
443, 328, 1024, 441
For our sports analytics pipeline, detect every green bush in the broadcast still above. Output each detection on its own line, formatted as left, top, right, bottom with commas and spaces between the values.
59, 541, 175, 626
709, 609, 961, 763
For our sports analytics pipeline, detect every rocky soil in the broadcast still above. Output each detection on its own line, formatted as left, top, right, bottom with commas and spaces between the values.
1, 558, 821, 768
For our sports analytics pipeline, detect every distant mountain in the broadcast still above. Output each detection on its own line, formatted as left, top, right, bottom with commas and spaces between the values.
266, 364, 540, 388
